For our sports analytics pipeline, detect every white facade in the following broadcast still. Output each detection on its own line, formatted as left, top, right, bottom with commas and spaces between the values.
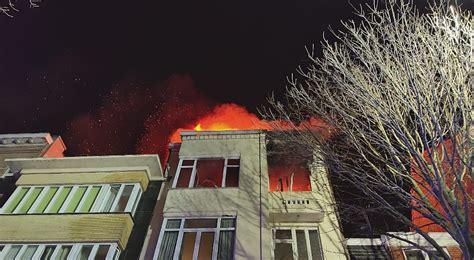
149, 130, 347, 260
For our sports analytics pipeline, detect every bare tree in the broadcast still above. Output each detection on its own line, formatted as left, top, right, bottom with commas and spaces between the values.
1, 0, 40, 18
262, 0, 473, 259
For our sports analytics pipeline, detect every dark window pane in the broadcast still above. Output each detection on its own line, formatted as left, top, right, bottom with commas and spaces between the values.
296, 230, 308, 260
57, 246, 72, 260
184, 218, 217, 228
114, 185, 134, 212
198, 232, 215, 260
274, 243, 294, 260
275, 229, 292, 239
220, 218, 235, 228
166, 219, 181, 229
102, 185, 120, 212
227, 159, 240, 166
194, 159, 224, 188
428, 251, 445, 260
218, 231, 235, 260
78, 245, 93, 260
225, 167, 239, 187
182, 160, 195, 166
404, 250, 425, 260
180, 232, 196, 260
176, 168, 192, 188
40, 246, 56, 260
308, 230, 323, 260
158, 231, 179, 260
95, 245, 110, 260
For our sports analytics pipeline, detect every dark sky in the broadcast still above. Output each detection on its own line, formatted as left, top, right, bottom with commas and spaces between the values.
0, 0, 432, 157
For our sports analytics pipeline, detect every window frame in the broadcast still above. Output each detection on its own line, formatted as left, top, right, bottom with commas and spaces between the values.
172, 157, 240, 188
154, 216, 236, 260
271, 227, 324, 260
0, 183, 142, 215
0, 242, 119, 260
402, 248, 451, 260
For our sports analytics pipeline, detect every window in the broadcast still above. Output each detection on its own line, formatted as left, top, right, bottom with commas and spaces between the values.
173, 158, 240, 188
0, 243, 119, 260
155, 217, 236, 260
272, 228, 323, 260
0, 184, 142, 215
403, 249, 450, 260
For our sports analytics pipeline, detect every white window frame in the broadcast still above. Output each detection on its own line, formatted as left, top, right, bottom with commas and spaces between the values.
0, 242, 119, 260
172, 157, 240, 188
271, 227, 324, 260
1, 183, 142, 216
154, 216, 236, 260
402, 247, 451, 260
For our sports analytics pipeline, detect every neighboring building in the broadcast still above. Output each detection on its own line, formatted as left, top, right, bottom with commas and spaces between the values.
0, 154, 164, 259
142, 130, 347, 260
347, 232, 463, 260
0, 133, 66, 209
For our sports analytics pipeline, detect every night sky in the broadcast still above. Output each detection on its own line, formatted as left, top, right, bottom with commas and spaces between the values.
2, 0, 462, 157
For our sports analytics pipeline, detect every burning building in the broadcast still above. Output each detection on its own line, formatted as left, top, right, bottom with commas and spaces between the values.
0, 130, 466, 259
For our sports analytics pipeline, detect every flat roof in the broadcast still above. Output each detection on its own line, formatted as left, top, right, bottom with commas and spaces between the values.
5, 154, 164, 181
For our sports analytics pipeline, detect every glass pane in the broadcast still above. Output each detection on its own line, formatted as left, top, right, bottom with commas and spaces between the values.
21, 245, 38, 260
176, 168, 192, 188
296, 230, 308, 260
404, 250, 425, 260
308, 230, 323, 260
180, 232, 196, 260
5, 245, 22, 260
34, 187, 59, 213
227, 159, 240, 166
102, 185, 120, 212
78, 245, 93, 260
217, 231, 235, 260
194, 159, 224, 188
57, 245, 72, 260
166, 219, 181, 229
113, 185, 134, 212
184, 218, 217, 228
95, 245, 110, 260
17, 187, 43, 213
220, 218, 235, 228
3, 187, 29, 213
182, 160, 195, 166
64, 186, 87, 213
158, 231, 179, 260
225, 167, 239, 187
198, 232, 215, 260
275, 230, 292, 239
78, 186, 101, 212
428, 251, 445, 260
274, 243, 294, 260
40, 245, 56, 260
47, 187, 72, 213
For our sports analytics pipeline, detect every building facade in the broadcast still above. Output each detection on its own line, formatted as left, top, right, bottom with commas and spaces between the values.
142, 130, 346, 260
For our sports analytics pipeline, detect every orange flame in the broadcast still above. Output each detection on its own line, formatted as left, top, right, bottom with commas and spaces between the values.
169, 103, 271, 143
169, 103, 334, 143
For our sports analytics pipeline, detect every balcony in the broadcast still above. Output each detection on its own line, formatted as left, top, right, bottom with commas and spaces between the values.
0, 213, 133, 249
269, 192, 325, 223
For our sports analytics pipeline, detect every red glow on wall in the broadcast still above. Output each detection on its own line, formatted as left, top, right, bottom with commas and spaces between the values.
268, 166, 312, 192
